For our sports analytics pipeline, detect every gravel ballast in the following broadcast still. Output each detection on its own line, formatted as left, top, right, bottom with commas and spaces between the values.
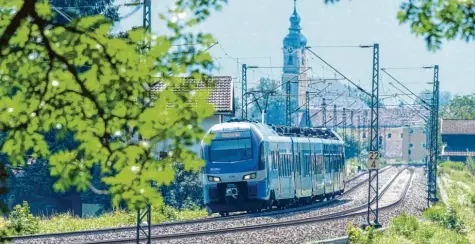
14, 166, 414, 244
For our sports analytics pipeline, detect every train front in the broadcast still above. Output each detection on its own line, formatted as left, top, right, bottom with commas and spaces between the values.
201, 122, 268, 215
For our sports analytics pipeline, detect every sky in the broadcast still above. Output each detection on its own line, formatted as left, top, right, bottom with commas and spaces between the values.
114, 0, 475, 100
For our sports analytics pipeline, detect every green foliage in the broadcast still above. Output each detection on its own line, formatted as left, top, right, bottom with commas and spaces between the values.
0, 0, 226, 211
249, 77, 286, 125
441, 94, 475, 120
5, 201, 39, 235
346, 222, 376, 244
466, 156, 475, 175
0, 200, 206, 235
423, 203, 465, 233
159, 163, 204, 209
391, 212, 419, 238
440, 161, 466, 171
345, 137, 362, 159
397, 0, 475, 51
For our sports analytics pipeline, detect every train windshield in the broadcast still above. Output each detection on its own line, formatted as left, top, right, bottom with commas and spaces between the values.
209, 131, 252, 162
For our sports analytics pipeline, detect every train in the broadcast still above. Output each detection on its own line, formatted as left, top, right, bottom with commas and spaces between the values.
200, 121, 347, 216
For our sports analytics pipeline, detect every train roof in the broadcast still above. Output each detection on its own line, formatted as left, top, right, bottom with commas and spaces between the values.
210, 120, 342, 141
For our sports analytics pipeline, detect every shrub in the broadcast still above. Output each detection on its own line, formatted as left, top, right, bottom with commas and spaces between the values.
346, 222, 375, 244
6, 201, 39, 235
391, 212, 419, 238
466, 156, 475, 175
423, 203, 465, 234
423, 203, 447, 223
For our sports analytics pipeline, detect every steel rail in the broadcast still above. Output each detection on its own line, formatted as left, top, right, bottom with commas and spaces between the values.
6, 167, 390, 243
84, 167, 407, 243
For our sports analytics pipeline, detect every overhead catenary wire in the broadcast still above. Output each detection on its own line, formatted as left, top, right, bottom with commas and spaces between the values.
305, 47, 371, 97
381, 68, 431, 108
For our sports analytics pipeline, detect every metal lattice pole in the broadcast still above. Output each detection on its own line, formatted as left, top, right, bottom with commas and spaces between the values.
350, 110, 354, 140
286, 78, 292, 126
428, 65, 439, 205
358, 114, 361, 143
367, 43, 381, 228
306, 91, 311, 127
343, 108, 347, 140
242, 64, 247, 120
333, 104, 338, 129
138, 1, 152, 243
322, 98, 327, 127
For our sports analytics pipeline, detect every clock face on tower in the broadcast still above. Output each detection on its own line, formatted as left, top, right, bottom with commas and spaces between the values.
287, 46, 294, 53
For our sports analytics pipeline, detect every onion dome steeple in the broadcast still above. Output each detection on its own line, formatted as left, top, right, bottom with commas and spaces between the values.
283, 0, 307, 49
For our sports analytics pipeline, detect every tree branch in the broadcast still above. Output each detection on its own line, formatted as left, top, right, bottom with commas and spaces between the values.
0, 0, 38, 51
88, 183, 109, 195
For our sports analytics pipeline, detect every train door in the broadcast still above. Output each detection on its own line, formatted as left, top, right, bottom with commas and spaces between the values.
276, 144, 282, 197
324, 143, 331, 195
315, 142, 324, 197
331, 143, 336, 194
297, 142, 303, 198
269, 142, 278, 197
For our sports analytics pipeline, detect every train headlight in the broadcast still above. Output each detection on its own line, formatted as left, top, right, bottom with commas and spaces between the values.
208, 176, 221, 182
243, 173, 256, 180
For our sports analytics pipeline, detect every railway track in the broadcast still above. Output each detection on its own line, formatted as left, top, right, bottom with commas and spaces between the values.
87, 166, 410, 243
8, 166, 392, 244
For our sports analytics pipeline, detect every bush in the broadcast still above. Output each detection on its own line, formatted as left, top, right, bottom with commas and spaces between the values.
423, 203, 465, 233
346, 222, 375, 244
391, 213, 419, 237
6, 201, 39, 235
466, 156, 475, 175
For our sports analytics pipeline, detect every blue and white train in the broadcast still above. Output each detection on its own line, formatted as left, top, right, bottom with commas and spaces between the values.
201, 121, 346, 216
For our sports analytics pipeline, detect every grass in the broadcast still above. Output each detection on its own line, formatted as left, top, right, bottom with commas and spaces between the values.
38, 206, 208, 234
346, 161, 475, 244
2, 204, 208, 236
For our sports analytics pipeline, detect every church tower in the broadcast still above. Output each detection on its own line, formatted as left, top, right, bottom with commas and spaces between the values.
282, 0, 308, 126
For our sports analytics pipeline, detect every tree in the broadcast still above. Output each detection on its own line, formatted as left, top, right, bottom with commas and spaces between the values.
249, 77, 286, 125
0, 0, 227, 214
345, 136, 362, 159
441, 94, 475, 119
159, 162, 204, 209
326, 0, 475, 51
397, 1, 475, 51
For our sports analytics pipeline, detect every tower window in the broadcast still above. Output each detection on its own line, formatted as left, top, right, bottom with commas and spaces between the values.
387, 133, 392, 138
302, 57, 305, 65
288, 56, 293, 65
